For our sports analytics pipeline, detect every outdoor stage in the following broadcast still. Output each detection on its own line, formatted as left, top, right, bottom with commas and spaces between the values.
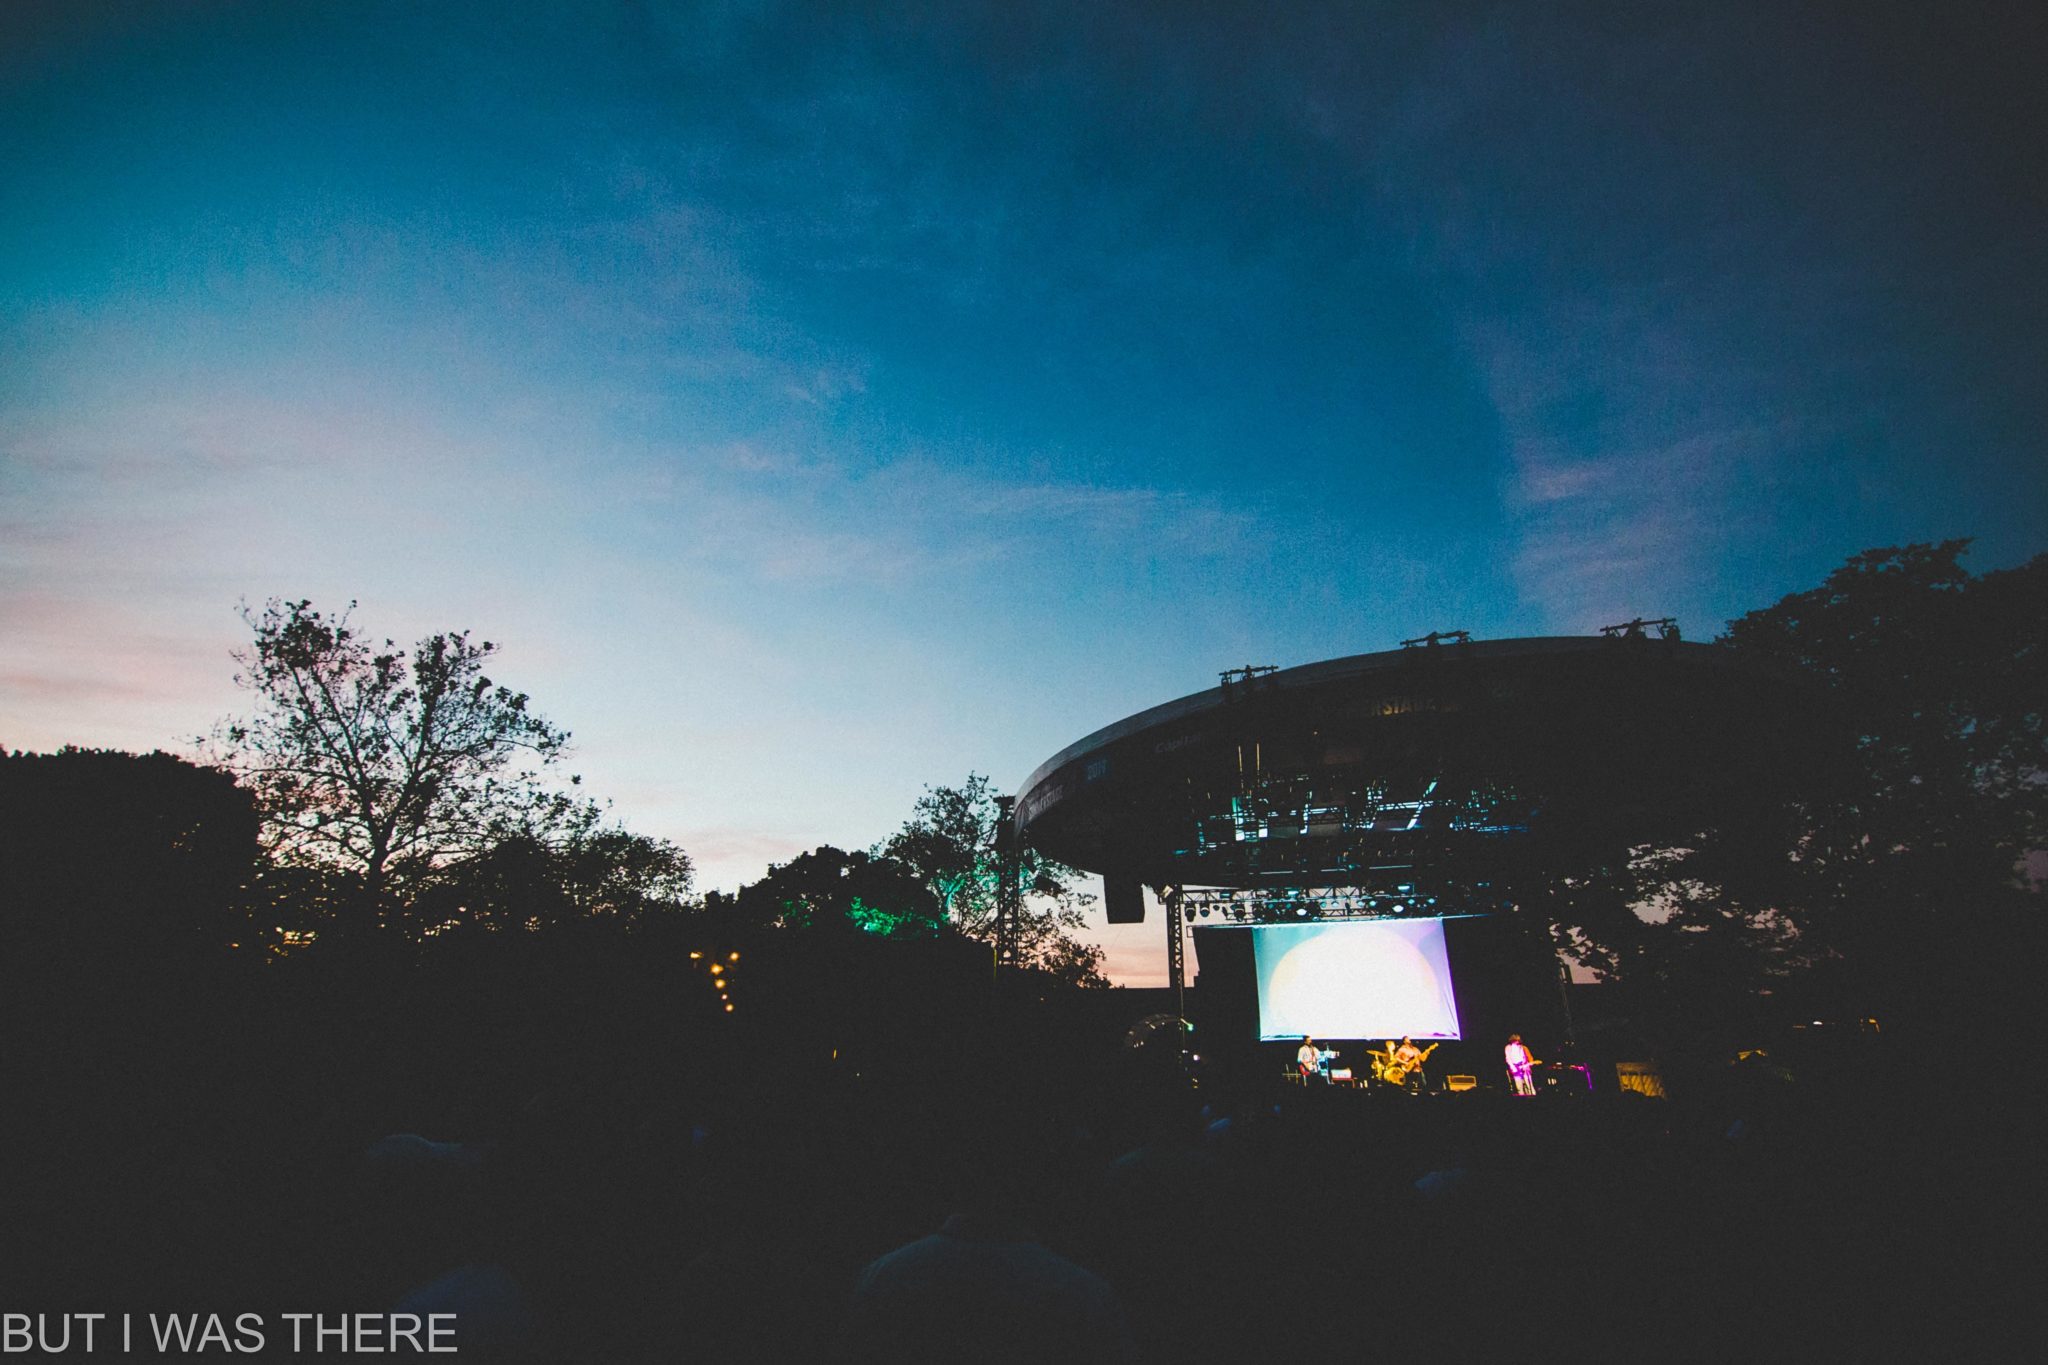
1012, 632, 1831, 1091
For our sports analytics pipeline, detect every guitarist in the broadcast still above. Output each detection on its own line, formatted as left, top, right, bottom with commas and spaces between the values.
1296, 1036, 1324, 1081
1504, 1035, 1538, 1097
1387, 1037, 1436, 1091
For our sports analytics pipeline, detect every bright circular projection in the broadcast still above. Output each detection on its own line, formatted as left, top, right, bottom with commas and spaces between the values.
1254, 919, 1461, 1040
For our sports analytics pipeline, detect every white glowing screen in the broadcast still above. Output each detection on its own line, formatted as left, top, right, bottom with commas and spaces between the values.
1251, 917, 1462, 1041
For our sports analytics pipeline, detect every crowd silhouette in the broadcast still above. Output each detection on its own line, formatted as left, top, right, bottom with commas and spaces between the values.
1, 916, 2016, 1362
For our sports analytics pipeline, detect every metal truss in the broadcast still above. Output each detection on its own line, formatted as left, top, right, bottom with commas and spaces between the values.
993, 795, 1022, 970
1177, 884, 1447, 923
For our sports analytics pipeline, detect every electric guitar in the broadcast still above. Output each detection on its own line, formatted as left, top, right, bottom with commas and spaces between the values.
1382, 1042, 1438, 1084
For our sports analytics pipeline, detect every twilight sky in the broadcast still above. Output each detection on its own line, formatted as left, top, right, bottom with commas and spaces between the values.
4, 2, 2044, 984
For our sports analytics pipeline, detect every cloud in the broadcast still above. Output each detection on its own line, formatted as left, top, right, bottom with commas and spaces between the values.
600, 438, 1270, 593
1268, 6, 1912, 633
967, 478, 1257, 553
1464, 302, 1831, 628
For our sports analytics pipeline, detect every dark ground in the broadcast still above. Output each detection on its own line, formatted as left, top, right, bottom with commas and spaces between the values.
0, 942, 2030, 1363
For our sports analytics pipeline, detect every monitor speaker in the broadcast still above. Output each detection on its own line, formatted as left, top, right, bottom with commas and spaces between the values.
1105, 878, 1145, 924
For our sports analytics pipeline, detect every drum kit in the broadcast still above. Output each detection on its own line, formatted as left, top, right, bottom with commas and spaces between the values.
1370, 1041, 1437, 1087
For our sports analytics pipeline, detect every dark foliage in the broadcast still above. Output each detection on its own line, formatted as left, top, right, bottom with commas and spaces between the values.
208, 599, 579, 929
882, 774, 1107, 986
0, 747, 260, 969
1719, 541, 2048, 1027
732, 845, 943, 939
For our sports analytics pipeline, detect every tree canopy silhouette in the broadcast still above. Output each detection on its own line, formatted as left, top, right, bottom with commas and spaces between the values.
411, 823, 696, 937
0, 747, 259, 968
734, 845, 943, 939
1717, 540, 2047, 1023
208, 599, 588, 928
1440, 542, 2047, 1049
883, 774, 1106, 987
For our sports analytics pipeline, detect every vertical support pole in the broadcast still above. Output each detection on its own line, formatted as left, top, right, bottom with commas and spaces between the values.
994, 795, 1021, 973
1164, 885, 1190, 1079
1557, 956, 1579, 1049
1165, 884, 1186, 1001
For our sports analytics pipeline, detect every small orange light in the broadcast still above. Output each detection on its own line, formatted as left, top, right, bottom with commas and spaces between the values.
723, 1003, 734, 1013
689, 951, 703, 959
729, 952, 739, 961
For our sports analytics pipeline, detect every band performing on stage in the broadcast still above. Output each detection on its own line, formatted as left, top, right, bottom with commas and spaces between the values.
1287, 1034, 1551, 1094
1377, 1038, 1436, 1090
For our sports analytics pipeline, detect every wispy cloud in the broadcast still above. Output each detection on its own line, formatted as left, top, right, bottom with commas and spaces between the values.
1276, 5, 1917, 633
592, 440, 1270, 593
1466, 303, 1834, 628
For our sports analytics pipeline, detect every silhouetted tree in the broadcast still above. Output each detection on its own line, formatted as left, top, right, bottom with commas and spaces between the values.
0, 747, 259, 966
553, 827, 696, 922
1536, 848, 1806, 1056
735, 845, 941, 938
1719, 540, 2047, 1024
1518, 542, 2046, 1046
883, 774, 1107, 986
207, 599, 582, 930
416, 824, 695, 936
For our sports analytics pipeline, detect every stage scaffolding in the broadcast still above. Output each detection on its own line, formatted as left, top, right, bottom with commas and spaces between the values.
1176, 884, 1449, 923
994, 795, 1022, 971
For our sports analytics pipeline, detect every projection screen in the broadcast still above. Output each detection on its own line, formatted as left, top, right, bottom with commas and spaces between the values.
1251, 917, 1463, 1041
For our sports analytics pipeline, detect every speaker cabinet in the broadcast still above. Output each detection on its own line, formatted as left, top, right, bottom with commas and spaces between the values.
1105, 878, 1145, 924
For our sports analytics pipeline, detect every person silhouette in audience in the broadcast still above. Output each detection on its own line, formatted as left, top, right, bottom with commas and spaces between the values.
839, 1132, 1134, 1365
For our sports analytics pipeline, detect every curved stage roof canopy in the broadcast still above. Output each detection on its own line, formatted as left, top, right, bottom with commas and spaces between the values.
1015, 636, 1825, 890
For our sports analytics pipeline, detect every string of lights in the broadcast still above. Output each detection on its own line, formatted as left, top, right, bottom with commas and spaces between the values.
688, 948, 742, 1013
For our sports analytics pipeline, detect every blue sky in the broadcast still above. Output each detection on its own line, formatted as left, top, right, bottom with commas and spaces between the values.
4, 2, 2043, 983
